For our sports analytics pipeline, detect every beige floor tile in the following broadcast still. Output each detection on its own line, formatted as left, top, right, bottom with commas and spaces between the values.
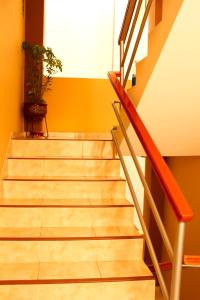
101, 280, 155, 300
0, 199, 42, 206
41, 207, 93, 227
0, 208, 42, 228
93, 226, 120, 236
92, 207, 133, 226
41, 226, 95, 238
0, 285, 10, 300
97, 260, 153, 278
38, 261, 101, 279
83, 141, 114, 158
0, 227, 41, 237
41, 198, 90, 206
43, 159, 120, 177
42, 180, 125, 200
39, 240, 98, 262
3, 181, 43, 199
0, 241, 40, 263
7, 159, 43, 177
96, 239, 143, 261
8, 285, 39, 300
0, 262, 39, 280
93, 225, 140, 237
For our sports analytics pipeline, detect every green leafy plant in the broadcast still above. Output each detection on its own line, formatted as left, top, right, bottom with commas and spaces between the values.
22, 41, 62, 103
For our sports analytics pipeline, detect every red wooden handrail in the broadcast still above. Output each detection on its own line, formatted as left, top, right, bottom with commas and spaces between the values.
184, 255, 200, 266
108, 71, 193, 222
149, 256, 200, 273
118, 0, 137, 45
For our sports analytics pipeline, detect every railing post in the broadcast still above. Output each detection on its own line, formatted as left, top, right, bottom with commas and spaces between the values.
120, 40, 124, 86
170, 222, 185, 300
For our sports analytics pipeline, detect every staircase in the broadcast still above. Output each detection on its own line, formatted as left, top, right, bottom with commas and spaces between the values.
0, 132, 155, 299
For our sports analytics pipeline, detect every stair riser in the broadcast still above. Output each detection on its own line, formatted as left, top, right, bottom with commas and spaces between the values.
7, 159, 120, 177
0, 207, 133, 227
0, 281, 155, 300
3, 181, 125, 199
10, 140, 114, 158
0, 239, 143, 263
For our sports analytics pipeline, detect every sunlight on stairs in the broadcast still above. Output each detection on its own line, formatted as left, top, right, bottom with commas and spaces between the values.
0, 132, 155, 299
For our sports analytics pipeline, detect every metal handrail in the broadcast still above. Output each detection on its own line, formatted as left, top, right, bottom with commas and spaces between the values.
112, 128, 169, 300
108, 71, 193, 300
108, 71, 193, 223
112, 101, 174, 262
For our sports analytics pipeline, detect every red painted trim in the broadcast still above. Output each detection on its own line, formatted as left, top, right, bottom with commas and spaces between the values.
108, 71, 193, 222
184, 255, 200, 266
148, 261, 172, 273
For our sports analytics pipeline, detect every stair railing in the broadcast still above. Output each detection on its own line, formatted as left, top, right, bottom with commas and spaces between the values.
108, 71, 193, 300
119, 0, 153, 87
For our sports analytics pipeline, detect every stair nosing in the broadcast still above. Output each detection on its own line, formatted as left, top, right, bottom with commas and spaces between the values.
0, 235, 143, 241
4, 177, 125, 182
7, 157, 120, 161
0, 275, 154, 286
12, 138, 113, 142
0, 204, 133, 208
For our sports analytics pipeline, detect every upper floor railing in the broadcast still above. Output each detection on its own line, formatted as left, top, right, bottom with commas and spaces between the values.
119, 0, 153, 87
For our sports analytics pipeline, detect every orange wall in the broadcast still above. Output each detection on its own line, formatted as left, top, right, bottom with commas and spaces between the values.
0, 1, 24, 170
45, 77, 117, 132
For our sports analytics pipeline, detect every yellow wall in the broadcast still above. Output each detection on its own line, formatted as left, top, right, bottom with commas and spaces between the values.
45, 77, 117, 132
161, 157, 200, 299
0, 1, 24, 170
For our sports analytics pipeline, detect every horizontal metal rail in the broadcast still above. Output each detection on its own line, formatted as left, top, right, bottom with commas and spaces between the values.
112, 101, 174, 261
112, 128, 169, 300
108, 71, 193, 222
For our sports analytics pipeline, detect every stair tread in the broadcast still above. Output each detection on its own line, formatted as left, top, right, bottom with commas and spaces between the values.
0, 260, 153, 282
0, 198, 133, 207
0, 226, 142, 239
4, 175, 125, 181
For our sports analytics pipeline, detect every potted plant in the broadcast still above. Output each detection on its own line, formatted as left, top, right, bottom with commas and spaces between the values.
22, 41, 62, 137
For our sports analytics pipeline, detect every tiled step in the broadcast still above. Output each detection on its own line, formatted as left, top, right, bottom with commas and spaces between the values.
0, 281, 155, 300
0, 206, 133, 227
0, 239, 143, 263
0, 259, 154, 283
0, 261, 154, 300
0, 198, 132, 207
3, 177, 126, 199
0, 225, 141, 240
6, 158, 121, 177
9, 139, 115, 158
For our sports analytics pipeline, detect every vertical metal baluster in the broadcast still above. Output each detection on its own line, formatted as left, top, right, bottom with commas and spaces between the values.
120, 40, 124, 86
170, 222, 185, 300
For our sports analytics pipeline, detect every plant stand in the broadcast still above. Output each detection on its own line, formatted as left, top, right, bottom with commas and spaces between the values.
24, 103, 48, 138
